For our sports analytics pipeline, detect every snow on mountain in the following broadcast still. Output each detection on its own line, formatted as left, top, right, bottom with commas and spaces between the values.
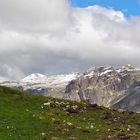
84, 64, 136, 78
65, 64, 140, 108
20, 73, 47, 83
20, 73, 77, 87
46, 74, 77, 87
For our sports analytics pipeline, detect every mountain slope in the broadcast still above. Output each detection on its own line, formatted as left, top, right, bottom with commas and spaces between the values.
46, 73, 77, 87
20, 73, 77, 86
0, 73, 77, 98
65, 65, 140, 108
112, 81, 140, 112
0, 86, 140, 139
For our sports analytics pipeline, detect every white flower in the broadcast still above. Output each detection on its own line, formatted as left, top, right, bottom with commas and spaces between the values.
108, 135, 111, 138
55, 101, 60, 104
83, 118, 86, 121
67, 122, 73, 126
66, 105, 70, 108
90, 125, 94, 128
41, 132, 45, 136
39, 117, 43, 120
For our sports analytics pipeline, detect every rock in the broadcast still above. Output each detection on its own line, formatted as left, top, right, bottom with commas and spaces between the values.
66, 122, 75, 128
66, 106, 79, 113
101, 112, 125, 124
105, 134, 139, 140
130, 136, 140, 140
82, 129, 90, 133
117, 134, 130, 140
67, 122, 73, 126
88, 104, 98, 108
43, 102, 50, 106
65, 65, 140, 112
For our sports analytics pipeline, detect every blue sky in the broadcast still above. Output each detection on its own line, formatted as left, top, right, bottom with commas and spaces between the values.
70, 0, 140, 16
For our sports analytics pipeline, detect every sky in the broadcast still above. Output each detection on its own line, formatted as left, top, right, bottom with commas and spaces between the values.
0, 0, 140, 80
71, 0, 140, 16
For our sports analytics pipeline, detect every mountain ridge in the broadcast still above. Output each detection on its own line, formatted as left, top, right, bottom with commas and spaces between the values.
1, 64, 140, 112
65, 64, 140, 112
0, 73, 77, 98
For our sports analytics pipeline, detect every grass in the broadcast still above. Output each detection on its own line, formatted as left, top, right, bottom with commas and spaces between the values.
0, 86, 140, 139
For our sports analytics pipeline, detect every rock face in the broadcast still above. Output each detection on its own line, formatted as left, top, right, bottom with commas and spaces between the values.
65, 65, 140, 107
113, 81, 140, 112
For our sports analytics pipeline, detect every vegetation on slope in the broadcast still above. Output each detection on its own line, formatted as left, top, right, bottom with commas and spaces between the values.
0, 86, 140, 140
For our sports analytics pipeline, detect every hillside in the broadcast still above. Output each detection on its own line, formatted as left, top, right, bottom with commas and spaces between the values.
0, 86, 140, 140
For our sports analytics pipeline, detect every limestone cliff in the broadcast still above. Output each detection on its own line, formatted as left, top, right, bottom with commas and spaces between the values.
65, 65, 140, 107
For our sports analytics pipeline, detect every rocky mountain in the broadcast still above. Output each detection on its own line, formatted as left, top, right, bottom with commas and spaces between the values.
1, 65, 140, 112
112, 81, 140, 112
65, 65, 140, 109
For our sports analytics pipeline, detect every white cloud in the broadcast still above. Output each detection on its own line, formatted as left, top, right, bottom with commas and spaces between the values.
0, 64, 25, 80
0, 1, 140, 79
0, 0, 72, 33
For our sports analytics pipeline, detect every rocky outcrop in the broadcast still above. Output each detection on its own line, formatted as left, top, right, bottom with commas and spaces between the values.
65, 65, 140, 107
112, 81, 140, 112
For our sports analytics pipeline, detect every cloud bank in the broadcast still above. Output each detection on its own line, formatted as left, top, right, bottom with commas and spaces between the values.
0, 0, 140, 79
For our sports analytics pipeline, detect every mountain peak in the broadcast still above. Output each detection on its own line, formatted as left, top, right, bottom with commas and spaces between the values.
21, 73, 47, 83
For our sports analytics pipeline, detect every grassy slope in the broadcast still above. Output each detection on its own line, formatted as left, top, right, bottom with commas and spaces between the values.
0, 86, 140, 140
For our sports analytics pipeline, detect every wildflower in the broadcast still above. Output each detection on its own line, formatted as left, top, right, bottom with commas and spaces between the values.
41, 132, 45, 136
